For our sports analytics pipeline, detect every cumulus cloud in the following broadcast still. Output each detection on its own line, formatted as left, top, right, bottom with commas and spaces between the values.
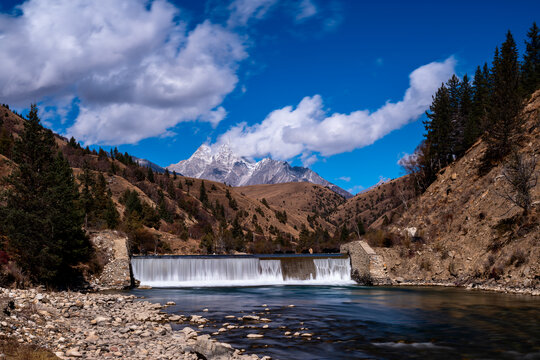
227, 0, 278, 27
0, 0, 247, 145
296, 0, 317, 21
216, 57, 456, 159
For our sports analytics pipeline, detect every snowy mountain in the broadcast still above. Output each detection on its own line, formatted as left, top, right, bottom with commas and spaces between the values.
167, 144, 352, 198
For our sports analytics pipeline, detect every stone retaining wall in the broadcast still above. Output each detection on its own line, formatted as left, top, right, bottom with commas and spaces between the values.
89, 230, 132, 290
340, 240, 390, 285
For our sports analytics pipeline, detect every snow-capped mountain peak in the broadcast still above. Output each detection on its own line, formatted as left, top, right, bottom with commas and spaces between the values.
167, 145, 352, 198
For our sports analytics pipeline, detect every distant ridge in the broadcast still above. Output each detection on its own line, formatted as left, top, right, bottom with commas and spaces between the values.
167, 144, 353, 198
132, 156, 167, 174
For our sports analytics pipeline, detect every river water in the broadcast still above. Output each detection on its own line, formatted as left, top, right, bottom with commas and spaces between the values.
130, 285, 540, 359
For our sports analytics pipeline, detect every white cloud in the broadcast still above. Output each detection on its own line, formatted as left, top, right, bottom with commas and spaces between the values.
216, 57, 456, 160
0, 0, 247, 145
227, 0, 278, 27
338, 176, 351, 182
300, 152, 318, 167
296, 0, 317, 21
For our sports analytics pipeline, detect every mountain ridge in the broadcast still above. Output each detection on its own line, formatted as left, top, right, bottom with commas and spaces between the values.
167, 144, 353, 198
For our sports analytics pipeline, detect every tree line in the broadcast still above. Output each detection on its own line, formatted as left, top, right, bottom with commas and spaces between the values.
404, 23, 539, 192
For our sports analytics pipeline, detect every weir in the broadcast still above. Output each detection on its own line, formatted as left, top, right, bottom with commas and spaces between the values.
131, 254, 354, 287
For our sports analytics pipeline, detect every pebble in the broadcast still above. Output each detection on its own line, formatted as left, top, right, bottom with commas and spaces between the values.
0, 287, 264, 360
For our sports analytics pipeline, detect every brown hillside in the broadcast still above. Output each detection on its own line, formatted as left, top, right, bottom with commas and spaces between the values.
330, 176, 414, 230
239, 182, 344, 231
0, 154, 14, 179
370, 90, 540, 292
1, 104, 347, 255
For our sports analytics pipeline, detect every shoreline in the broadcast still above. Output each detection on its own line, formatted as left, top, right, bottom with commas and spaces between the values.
386, 279, 540, 296
0, 287, 265, 360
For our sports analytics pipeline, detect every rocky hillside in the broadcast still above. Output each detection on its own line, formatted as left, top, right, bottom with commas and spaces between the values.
366, 90, 540, 292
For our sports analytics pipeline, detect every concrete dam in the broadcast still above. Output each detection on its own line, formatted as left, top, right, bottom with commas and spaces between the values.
131, 254, 354, 287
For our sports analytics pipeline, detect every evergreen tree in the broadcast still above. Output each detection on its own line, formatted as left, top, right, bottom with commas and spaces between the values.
0, 105, 89, 285
232, 216, 243, 240
78, 163, 95, 228
460, 74, 477, 152
339, 225, 350, 243
199, 180, 208, 204
522, 22, 540, 97
167, 180, 176, 199
472, 64, 491, 134
147, 167, 155, 183
484, 32, 522, 164
68, 136, 78, 148
424, 83, 452, 170
447, 74, 465, 157
157, 190, 173, 223
104, 196, 120, 229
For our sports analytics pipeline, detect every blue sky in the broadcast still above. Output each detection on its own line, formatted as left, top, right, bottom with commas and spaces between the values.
0, 0, 538, 194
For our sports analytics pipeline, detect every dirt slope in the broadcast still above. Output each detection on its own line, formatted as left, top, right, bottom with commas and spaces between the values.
370, 90, 540, 293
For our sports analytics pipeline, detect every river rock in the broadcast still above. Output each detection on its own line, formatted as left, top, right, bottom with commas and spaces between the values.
0, 287, 263, 360
247, 334, 264, 339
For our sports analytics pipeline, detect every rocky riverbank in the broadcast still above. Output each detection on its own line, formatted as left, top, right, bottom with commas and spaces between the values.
0, 288, 268, 360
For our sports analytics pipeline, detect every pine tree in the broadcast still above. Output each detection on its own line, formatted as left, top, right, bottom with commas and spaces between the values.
167, 180, 176, 199
484, 31, 522, 164
0, 106, 89, 285
157, 190, 172, 223
147, 167, 155, 183
232, 216, 243, 240
424, 83, 452, 170
472, 64, 491, 134
78, 163, 95, 228
447, 74, 465, 157
199, 180, 208, 204
460, 74, 477, 152
522, 22, 540, 97
104, 197, 120, 229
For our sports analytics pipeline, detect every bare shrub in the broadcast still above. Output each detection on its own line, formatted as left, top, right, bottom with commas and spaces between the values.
420, 258, 432, 271
489, 264, 504, 279
497, 151, 538, 216
508, 249, 526, 267
448, 261, 458, 277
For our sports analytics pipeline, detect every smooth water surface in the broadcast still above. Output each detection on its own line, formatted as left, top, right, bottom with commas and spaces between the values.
130, 286, 540, 359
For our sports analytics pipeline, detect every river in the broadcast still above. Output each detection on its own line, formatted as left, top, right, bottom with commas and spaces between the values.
130, 285, 540, 359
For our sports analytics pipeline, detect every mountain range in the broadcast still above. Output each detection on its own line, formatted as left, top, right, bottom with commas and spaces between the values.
167, 144, 352, 198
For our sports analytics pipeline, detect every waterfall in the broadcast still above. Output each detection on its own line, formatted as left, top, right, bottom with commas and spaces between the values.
131, 255, 354, 287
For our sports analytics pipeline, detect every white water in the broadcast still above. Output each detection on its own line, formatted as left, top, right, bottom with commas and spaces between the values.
131, 257, 354, 287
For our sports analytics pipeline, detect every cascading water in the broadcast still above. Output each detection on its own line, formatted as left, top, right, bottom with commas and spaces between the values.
131, 255, 354, 287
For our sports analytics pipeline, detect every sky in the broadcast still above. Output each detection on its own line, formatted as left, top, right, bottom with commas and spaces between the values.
0, 0, 538, 194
